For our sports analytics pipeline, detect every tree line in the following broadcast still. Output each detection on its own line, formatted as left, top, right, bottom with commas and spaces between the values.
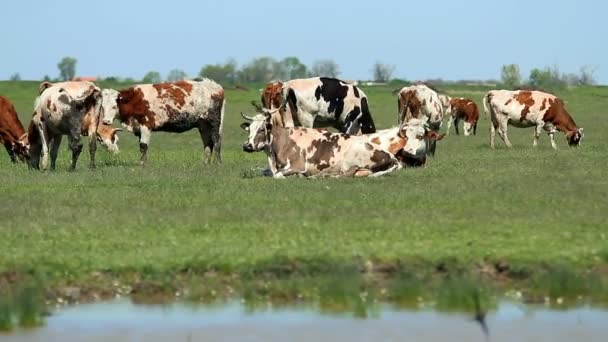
500, 64, 596, 91
7, 56, 599, 89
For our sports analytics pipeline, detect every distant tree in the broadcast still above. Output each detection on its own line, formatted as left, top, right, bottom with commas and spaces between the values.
42, 75, 51, 82
578, 65, 596, 85
166, 69, 187, 82
58, 57, 77, 81
500, 64, 521, 89
199, 58, 238, 84
9, 73, 21, 81
142, 71, 162, 84
238, 57, 278, 83
309, 60, 340, 78
372, 62, 396, 82
528, 66, 565, 90
278, 57, 307, 80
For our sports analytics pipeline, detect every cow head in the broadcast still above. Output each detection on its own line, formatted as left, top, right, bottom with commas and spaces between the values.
567, 128, 584, 146
463, 120, 477, 137
96, 123, 122, 154
399, 118, 445, 158
100, 89, 120, 125
13, 133, 30, 162
240, 102, 281, 152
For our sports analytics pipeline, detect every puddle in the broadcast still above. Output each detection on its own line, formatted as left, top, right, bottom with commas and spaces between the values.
2, 300, 607, 342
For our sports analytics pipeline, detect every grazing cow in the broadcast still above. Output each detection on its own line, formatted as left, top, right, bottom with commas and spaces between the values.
240, 107, 443, 178
483, 90, 584, 149
100, 79, 225, 165
445, 97, 480, 136
31, 81, 109, 170
260, 77, 376, 134
0, 96, 29, 163
396, 84, 444, 155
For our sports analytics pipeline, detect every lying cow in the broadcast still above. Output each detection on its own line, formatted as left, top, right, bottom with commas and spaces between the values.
483, 90, 584, 149
31, 81, 115, 170
396, 84, 444, 155
0, 96, 29, 163
240, 107, 443, 178
100, 79, 225, 165
445, 97, 479, 136
260, 77, 376, 134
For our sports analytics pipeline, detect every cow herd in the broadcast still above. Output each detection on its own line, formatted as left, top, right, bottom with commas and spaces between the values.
0, 77, 584, 178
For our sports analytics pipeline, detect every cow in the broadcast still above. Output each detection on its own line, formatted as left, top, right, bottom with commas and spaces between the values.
396, 84, 444, 155
483, 90, 584, 149
445, 97, 480, 136
240, 106, 444, 178
260, 77, 376, 134
30, 81, 115, 170
99, 79, 225, 165
0, 96, 29, 163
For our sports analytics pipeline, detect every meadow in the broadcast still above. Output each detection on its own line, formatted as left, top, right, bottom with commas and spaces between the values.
1, 81, 607, 312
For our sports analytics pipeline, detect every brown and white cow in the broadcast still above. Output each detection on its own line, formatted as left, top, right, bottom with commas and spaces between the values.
260, 77, 376, 134
31, 81, 116, 170
100, 79, 225, 165
445, 97, 480, 136
0, 96, 29, 163
396, 84, 444, 155
240, 107, 443, 178
438, 94, 452, 112
483, 90, 584, 149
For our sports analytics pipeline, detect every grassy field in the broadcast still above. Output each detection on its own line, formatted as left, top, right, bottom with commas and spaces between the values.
1, 81, 607, 311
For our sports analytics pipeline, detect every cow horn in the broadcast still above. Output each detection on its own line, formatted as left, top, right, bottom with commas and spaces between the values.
241, 112, 254, 121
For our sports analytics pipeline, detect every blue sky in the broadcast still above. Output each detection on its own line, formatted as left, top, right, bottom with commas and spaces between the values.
2, 0, 607, 83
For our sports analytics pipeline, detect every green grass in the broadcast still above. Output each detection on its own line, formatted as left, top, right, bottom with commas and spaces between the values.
0, 81, 607, 307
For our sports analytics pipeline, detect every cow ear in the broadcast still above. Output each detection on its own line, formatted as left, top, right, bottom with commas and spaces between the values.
426, 131, 445, 141
240, 122, 250, 131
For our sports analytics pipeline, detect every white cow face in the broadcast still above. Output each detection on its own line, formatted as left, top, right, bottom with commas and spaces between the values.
240, 113, 272, 152
96, 123, 121, 154
463, 121, 474, 136
567, 128, 584, 146
100, 89, 120, 125
400, 119, 445, 157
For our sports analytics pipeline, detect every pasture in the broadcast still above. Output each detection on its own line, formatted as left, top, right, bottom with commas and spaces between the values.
1, 81, 607, 305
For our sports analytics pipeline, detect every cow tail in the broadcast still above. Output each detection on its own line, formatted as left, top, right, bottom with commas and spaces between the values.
482, 92, 492, 118
359, 97, 376, 134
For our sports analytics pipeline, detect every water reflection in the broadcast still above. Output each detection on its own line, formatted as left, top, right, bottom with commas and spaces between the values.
3, 300, 608, 342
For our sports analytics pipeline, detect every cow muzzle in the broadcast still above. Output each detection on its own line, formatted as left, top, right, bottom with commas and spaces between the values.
242, 143, 255, 153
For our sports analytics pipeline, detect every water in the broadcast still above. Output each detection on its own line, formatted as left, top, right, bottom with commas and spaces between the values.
2, 300, 607, 342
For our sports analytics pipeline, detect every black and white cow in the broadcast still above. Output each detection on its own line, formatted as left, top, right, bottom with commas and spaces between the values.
261, 77, 376, 134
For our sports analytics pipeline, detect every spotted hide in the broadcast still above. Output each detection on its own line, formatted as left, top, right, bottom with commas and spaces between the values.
445, 97, 479, 136
240, 110, 443, 178
30, 81, 119, 170
397, 84, 444, 156
261, 77, 376, 134
100, 79, 225, 165
0, 96, 29, 163
483, 90, 584, 149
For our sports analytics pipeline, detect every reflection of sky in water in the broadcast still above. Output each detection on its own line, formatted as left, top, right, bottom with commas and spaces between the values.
5, 300, 608, 342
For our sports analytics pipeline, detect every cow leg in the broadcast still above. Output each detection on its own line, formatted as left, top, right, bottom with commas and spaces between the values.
496, 126, 512, 149
198, 120, 214, 164
533, 123, 544, 147
544, 125, 558, 149
49, 135, 62, 171
489, 122, 497, 149
370, 162, 401, 177
4, 142, 17, 163
138, 126, 151, 165
454, 117, 460, 135
445, 116, 453, 136
88, 129, 97, 169
38, 122, 51, 170
67, 130, 83, 171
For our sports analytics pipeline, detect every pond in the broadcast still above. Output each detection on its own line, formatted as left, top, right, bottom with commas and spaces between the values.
3, 300, 607, 342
